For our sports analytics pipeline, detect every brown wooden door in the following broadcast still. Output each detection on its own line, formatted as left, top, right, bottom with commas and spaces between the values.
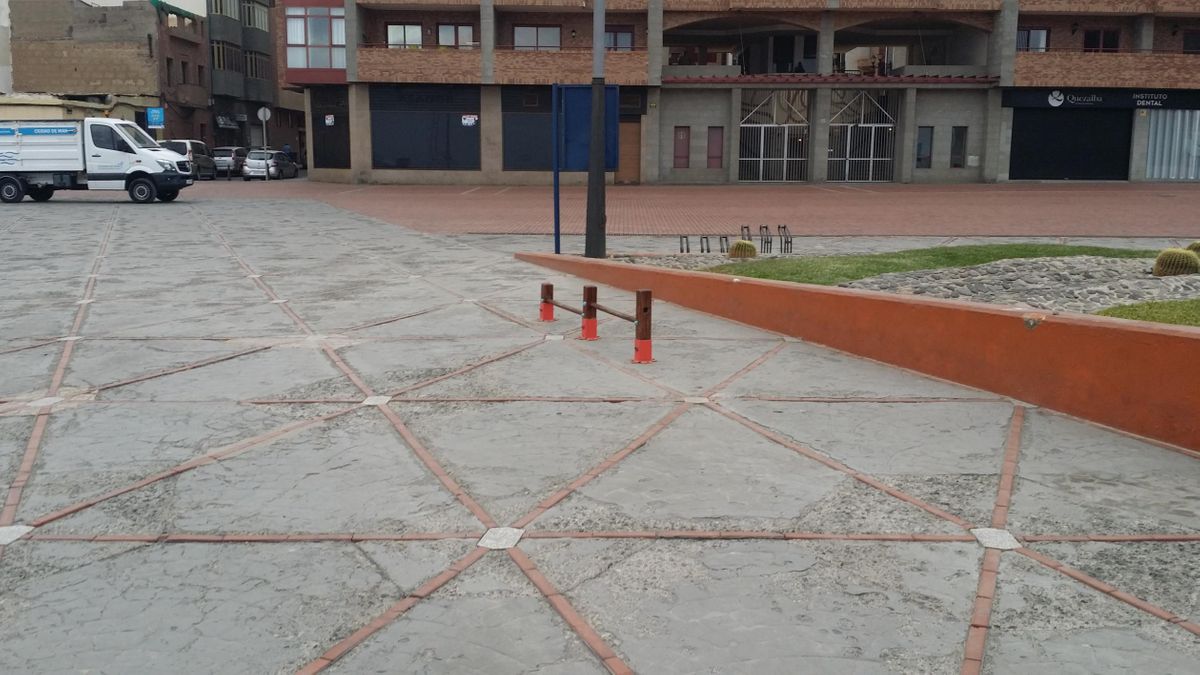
617, 121, 641, 184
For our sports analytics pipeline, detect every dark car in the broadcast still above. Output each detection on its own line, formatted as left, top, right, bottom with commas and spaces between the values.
212, 146, 248, 176
162, 140, 217, 180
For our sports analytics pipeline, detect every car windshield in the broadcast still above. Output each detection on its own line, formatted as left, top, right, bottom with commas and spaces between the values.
248, 151, 270, 160
162, 141, 186, 154
118, 123, 159, 149
213, 148, 234, 157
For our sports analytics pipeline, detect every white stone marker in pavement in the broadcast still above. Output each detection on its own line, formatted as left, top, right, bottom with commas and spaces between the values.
970, 528, 1023, 550
478, 527, 525, 550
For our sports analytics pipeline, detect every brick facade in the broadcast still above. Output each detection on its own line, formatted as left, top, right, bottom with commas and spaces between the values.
494, 49, 648, 85
1014, 51, 1200, 89
358, 47, 484, 83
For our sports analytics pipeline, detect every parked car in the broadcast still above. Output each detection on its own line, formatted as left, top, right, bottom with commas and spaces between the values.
212, 146, 247, 177
161, 139, 217, 180
242, 150, 299, 180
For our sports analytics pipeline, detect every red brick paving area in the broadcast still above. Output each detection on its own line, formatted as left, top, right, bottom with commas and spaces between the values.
152, 180, 1200, 237
2, 206, 1199, 673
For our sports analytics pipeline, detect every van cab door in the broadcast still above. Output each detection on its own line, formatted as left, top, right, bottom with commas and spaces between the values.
85, 121, 135, 190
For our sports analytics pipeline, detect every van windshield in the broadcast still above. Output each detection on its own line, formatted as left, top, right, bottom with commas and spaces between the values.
117, 123, 160, 149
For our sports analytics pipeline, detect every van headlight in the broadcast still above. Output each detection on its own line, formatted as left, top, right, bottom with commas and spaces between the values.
157, 160, 176, 172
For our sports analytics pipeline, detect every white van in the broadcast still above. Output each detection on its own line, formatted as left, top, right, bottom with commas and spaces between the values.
0, 117, 193, 204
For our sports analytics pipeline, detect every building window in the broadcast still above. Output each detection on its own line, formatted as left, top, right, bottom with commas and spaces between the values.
388, 24, 423, 49
673, 126, 690, 169
514, 26, 560, 52
1184, 31, 1200, 54
916, 126, 934, 169
286, 7, 346, 69
245, 51, 270, 80
91, 125, 123, 152
1083, 29, 1120, 53
166, 57, 174, 85
950, 126, 968, 169
211, 0, 239, 20
707, 127, 723, 169
241, 1, 269, 32
1016, 28, 1049, 53
213, 41, 245, 73
181, 60, 189, 84
606, 26, 633, 52
198, 65, 205, 84
438, 24, 474, 49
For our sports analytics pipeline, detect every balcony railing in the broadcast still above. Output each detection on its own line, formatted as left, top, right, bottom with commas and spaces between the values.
357, 45, 483, 84
1014, 49, 1200, 90
493, 47, 648, 86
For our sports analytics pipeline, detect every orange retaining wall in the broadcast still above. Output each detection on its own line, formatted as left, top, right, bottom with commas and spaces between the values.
516, 253, 1200, 452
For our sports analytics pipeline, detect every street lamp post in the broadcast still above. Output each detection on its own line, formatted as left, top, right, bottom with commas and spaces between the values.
584, 0, 607, 259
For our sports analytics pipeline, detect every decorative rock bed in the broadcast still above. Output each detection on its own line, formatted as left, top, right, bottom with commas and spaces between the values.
614, 254, 1200, 314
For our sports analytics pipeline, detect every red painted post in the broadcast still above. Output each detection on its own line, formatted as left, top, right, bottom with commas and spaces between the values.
581, 286, 599, 340
539, 283, 555, 321
633, 289, 652, 363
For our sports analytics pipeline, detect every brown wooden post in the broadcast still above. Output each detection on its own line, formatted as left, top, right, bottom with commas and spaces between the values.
581, 285, 599, 340
539, 283, 554, 321
633, 289, 652, 363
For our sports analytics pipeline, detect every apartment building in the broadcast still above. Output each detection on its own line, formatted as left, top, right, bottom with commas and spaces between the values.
280, 0, 1200, 185
9, 0, 212, 142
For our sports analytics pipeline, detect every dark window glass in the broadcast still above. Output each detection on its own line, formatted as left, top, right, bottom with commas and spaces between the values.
91, 125, 119, 151
950, 126, 968, 169
1184, 31, 1200, 54
1084, 29, 1119, 53
1016, 28, 1049, 52
673, 126, 690, 169
707, 127, 723, 169
916, 126, 934, 169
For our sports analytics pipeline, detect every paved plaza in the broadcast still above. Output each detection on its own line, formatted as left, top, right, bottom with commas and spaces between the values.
1, 197, 1198, 674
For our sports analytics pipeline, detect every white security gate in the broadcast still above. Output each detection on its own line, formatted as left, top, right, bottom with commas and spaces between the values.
1147, 109, 1200, 181
739, 90, 810, 182
827, 90, 899, 182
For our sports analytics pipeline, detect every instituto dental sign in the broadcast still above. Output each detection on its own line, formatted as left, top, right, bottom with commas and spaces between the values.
1003, 88, 1200, 110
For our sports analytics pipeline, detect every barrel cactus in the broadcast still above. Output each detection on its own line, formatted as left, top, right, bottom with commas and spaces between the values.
729, 240, 758, 259
1152, 248, 1200, 277
1187, 241, 1200, 255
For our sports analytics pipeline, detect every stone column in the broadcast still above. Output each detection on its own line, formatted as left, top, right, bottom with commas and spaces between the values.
348, 83, 372, 183
1129, 108, 1151, 181
728, 87, 741, 182
344, 0, 359, 82
991, 0, 1019, 87
982, 88, 1011, 182
817, 13, 835, 76
896, 88, 917, 183
481, 85, 502, 181
647, 0, 663, 86
642, 87, 661, 183
810, 87, 832, 182
481, 0, 495, 83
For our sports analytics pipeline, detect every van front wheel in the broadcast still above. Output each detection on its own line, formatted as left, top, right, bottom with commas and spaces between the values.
128, 177, 157, 204
0, 176, 25, 203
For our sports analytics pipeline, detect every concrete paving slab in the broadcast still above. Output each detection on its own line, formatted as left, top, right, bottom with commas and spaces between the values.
0, 541, 465, 674
0, 344, 60, 399
84, 300, 303, 338
92, 274, 270, 305
94, 346, 362, 401
723, 342, 984, 399
524, 538, 980, 674
413, 341, 666, 400
63, 339, 256, 391
328, 552, 605, 675
1007, 411, 1200, 535
400, 401, 677, 526
724, 400, 1014, 526
535, 406, 960, 533
352, 301, 543, 338
576, 338, 785, 395
15, 403, 340, 523
339, 336, 539, 394
0, 305, 79, 340
0, 416, 35, 496
984, 550, 1200, 674
39, 409, 481, 536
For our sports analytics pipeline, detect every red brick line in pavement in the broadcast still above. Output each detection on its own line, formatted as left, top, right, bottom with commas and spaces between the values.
376, 404, 499, 529
1019, 534, 1200, 542
1016, 547, 1200, 637
385, 339, 545, 397
961, 549, 1002, 675
991, 406, 1026, 529
297, 546, 492, 675
342, 304, 455, 333
707, 404, 976, 530
568, 340, 689, 399
27, 405, 359, 528
510, 404, 690, 530
508, 547, 634, 675
702, 341, 787, 397
1, 211, 115, 528
26, 532, 483, 543
0, 339, 64, 356
521, 530, 977, 542
389, 396, 663, 404
92, 346, 274, 393
475, 300, 548, 333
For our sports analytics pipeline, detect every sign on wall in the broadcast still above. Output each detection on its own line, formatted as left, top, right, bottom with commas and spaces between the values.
461, 114, 479, 127
325, 114, 335, 127
146, 107, 165, 129
1003, 88, 1200, 110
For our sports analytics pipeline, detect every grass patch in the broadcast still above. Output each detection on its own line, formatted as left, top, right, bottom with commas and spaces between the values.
707, 244, 1155, 286
1097, 298, 1200, 328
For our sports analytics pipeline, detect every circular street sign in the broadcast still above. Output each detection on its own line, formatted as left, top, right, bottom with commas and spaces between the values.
257, 107, 272, 122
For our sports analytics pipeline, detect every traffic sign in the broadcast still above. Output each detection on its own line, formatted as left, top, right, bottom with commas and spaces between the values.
257, 106, 272, 122
147, 107, 165, 129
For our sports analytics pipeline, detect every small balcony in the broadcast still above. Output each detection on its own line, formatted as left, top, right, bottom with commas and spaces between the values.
1014, 50, 1200, 90
493, 48, 648, 86
357, 45, 483, 84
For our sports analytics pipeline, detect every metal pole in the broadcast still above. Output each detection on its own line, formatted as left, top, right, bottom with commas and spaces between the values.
551, 84, 561, 255
584, 0, 607, 259
263, 116, 270, 182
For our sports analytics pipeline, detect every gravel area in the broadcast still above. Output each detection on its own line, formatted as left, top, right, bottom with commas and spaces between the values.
611, 253, 773, 271
846, 256, 1200, 313
613, 254, 1200, 314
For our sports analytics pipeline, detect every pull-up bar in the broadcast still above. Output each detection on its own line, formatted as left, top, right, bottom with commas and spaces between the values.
538, 283, 653, 364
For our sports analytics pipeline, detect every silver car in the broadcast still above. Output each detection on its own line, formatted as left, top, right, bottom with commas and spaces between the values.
212, 146, 247, 176
242, 150, 300, 180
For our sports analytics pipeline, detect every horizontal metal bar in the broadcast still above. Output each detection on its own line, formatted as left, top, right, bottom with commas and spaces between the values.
550, 300, 583, 316
592, 303, 635, 323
